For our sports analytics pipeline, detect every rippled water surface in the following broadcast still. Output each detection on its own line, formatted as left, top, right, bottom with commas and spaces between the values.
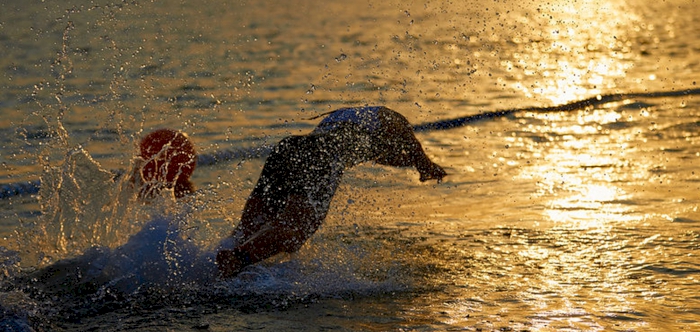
1, 0, 699, 331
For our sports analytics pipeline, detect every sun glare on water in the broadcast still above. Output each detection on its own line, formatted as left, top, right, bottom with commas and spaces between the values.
509, 0, 639, 105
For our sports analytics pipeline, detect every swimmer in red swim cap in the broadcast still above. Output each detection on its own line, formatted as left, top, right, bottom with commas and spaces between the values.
217, 106, 446, 278
137, 128, 197, 199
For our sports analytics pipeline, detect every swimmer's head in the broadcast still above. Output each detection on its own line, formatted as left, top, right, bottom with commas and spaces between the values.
139, 128, 197, 197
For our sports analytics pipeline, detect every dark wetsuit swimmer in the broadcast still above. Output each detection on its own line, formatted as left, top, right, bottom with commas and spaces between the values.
216, 106, 447, 278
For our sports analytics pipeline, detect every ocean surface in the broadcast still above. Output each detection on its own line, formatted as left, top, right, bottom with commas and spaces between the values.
1, 0, 699, 330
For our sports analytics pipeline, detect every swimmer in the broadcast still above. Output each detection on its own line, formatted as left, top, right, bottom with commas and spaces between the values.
16, 129, 200, 297
216, 106, 447, 278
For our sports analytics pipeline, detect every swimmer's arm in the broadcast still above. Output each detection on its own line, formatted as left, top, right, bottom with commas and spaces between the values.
217, 194, 323, 278
229, 141, 295, 238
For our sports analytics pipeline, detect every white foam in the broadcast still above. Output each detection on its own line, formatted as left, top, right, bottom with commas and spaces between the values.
29, 214, 220, 296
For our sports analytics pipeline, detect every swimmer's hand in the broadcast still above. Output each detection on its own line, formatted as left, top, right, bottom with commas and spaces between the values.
216, 250, 244, 279
418, 161, 447, 183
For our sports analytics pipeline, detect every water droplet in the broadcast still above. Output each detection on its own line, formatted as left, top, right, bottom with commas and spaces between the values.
306, 84, 316, 94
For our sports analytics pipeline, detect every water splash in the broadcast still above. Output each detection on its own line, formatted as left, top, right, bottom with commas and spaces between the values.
0, 142, 407, 330
27, 149, 141, 265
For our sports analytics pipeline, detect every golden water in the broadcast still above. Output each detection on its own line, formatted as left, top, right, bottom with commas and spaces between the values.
0, 0, 699, 330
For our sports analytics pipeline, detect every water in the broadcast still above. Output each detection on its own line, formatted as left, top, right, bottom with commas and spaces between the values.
1, 0, 699, 330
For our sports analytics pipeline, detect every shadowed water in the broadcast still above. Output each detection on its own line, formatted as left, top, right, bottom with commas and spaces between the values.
1, 0, 699, 331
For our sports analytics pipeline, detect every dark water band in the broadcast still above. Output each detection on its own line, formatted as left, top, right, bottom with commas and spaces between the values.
0, 180, 41, 199
2, 87, 699, 199
412, 87, 700, 132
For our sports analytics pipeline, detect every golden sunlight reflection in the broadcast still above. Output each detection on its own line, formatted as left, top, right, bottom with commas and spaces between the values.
545, 183, 634, 227
520, 108, 648, 228
509, 0, 638, 105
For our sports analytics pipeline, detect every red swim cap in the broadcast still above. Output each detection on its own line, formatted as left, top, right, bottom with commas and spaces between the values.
139, 129, 197, 186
